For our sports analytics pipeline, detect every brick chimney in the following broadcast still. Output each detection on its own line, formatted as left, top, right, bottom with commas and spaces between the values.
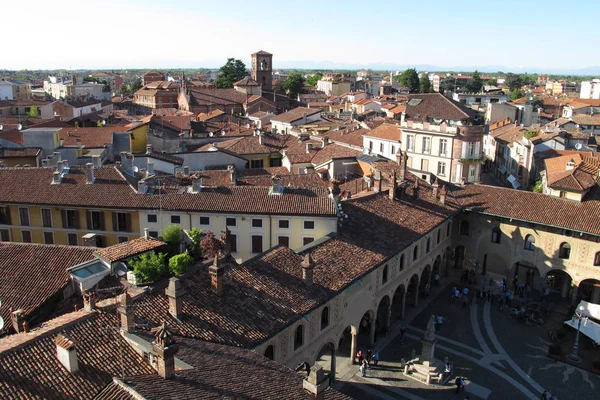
439, 185, 447, 205
117, 292, 134, 333
55, 334, 79, 373
85, 163, 94, 184
413, 177, 420, 198
209, 254, 225, 295
151, 323, 178, 379
146, 144, 153, 154
376, 171, 383, 192
389, 171, 397, 201
92, 155, 102, 168
301, 253, 315, 286
11, 309, 25, 333
303, 364, 328, 400
399, 151, 408, 181
82, 290, 95, 312
165, 277, 186, 319
432, 178, 440, 198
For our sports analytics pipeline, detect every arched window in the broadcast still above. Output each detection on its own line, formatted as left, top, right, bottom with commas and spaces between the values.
437, 229, 441, 244
413, 245, 419, 261
382, 265, 389, 284
264, 345, 274, 360
399, 254, 405, 271
294, 325, 304, 350
594, 252, 600, 266
524, 235, 535, 251
459, 221, 469, 236
321, 307, 329, 330
491, 227, 501, 244
559, 242, 571, 259
426, 238, 431, 253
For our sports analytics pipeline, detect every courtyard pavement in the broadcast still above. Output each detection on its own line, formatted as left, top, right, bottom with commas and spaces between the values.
333, 274, 600, 400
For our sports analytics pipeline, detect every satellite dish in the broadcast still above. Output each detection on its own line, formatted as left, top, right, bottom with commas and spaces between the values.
0, 125, 3, 130
575, 143, 583, 150
209, 132, 213, 137
17, 124, 22, 130
102, 120, 106, 126
133, 166, 139, 173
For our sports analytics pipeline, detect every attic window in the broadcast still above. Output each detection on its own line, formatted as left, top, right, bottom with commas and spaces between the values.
408, 99, 422, 106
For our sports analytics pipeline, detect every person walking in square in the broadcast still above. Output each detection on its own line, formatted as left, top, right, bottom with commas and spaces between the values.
359, 359, 368, 377
357, 350, 364, 365
366, 349, 373, 365
373, 351, 380, 366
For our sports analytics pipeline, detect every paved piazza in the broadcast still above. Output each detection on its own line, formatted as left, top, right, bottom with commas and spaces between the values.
335, 281, 600, 400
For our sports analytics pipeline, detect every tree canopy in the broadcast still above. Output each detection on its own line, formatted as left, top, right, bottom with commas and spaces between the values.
169, 252, 193, 275
306, 73, 323, 87
419, 75, 432, 93
509, 88, 523, 101
396, 69, 420, 93
466, 71, 483, 92
27, 106, 39, 118
130, 252, 167, 283
505, 73, 523, 91
215, 58, 247, 88
282, 73, 306, 98
162, 225, 182, 255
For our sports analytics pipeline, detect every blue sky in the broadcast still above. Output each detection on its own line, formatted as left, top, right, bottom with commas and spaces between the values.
3, 0, 599, 72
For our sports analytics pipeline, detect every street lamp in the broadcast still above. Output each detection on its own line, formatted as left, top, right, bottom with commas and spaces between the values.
567, 305, 588, 362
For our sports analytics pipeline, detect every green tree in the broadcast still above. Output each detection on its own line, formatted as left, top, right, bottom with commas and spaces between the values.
484, 79, 498, 87
439, 77, 457, 94
509, 88, 523, 101
162, 225, 182, 255
130, 252, 167, 283
215, 58, 247, 88
307, 73, 323, 87
533, 179, 543, 193
168, 252, 193, 275
505, 73, 523, 91
520, 73, 537, 86
466, 70, 483, 92
118, 84, 130, 96
395, 68, 420, 93
130, 77, 142, 92
188, 227, 203, 260
282, 73, 306, 98
27, 106, 40, 118
419, 75, 432, 93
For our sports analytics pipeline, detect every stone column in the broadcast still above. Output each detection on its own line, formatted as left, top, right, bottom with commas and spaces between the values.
330, 351, 336, 384
386, 307, 392, 335
350, 326, 357, 365
369, 315, 376, 346
571, 285, 579, 305
401, 292, 407, 320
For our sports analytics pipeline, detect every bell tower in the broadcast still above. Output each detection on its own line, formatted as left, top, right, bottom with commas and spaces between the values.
251, 50, 273, 91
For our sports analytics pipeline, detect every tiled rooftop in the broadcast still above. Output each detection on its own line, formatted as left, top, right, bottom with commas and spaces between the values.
0, 243, 96, 334
95, 237, 166, 263
364, 122, 401, 141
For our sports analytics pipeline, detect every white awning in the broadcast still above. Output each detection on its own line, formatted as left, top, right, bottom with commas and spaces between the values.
577, 300, 600, 320
564, 317, 600, 345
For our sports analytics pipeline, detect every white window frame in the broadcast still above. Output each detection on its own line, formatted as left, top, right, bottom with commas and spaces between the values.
437, 161, 446, 176
41, 208, 53, 228
251, 218, 263, 228
302, 236, 315, 246
226, 216, 237, 227
43, 231, 54, 244
423, 137, 431, 154
199, 216, 211, 226
67, 232, 78, 246
278, 219, 290, 229
170, 214, 181, 224
21, 230, 32, 242
439, 139, 448, 157
147, 214, 158, 223
407, 135, 415, 151
303, 220, 315, 230
251, 233, 264, 254
277, 235, 290, 247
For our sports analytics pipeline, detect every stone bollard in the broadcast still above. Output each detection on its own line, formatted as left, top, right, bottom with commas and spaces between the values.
400, 358, 405, 369
404, 364, 409, 374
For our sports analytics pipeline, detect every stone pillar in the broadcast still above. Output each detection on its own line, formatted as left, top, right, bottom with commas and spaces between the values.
369, 314, 376, 346
571, 285, 579, 305
330, 351, 336, 384
350, 326, 357, 364
562, 277, 572, 299
385, 307, 392, 335
401, 292, 407, 320
414, 286, 419, 307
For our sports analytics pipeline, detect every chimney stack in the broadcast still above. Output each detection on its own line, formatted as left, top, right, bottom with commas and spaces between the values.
11, 309, 25, 333
389, 171, 397, 201
432, 178, 440, 198
82, 290, 95, 311
52, 170, 62, 184
53, 151, 62, 162
395, 148, 402, 166
146, 144, 153, 154
55, 334, 79, 373
165, 277, 186, 319
144, 228, 150, 239
117, 292, 134, 333
151, 323, 178, 379
183, 166, 190, 177
137, 180, 147, 194
399, 152, 408, 181
191, 177, 202, 193
376, 171, 383, 192
147, 161, 155, 176
301, 253, 315, 286
303, 364, 328, 400
76, 137, 82, 149
92, 155, 102, 168
270, 174, 283, 195
439, 185, 447, 205
306, 143, 313, 154
228, 164, 237, 185
209, 255, 225, 295
258, 131, 263, 145
413, 177, 420, 198
85, 163, 94, 184
221, 227, 232, 259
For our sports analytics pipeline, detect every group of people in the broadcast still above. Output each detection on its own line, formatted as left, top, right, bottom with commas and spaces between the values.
452, 286, 471, 308
460, 269, 477, 285
356, 349, 380, 377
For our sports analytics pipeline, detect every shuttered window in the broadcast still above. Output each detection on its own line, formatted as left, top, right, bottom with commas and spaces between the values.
112, 212, 132, 232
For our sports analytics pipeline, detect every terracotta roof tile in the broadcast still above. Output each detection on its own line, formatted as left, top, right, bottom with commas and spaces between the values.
0, 243, 96, 334
271, 107, 321, 124
365, 123, 401, 141
95, 237, 166, 263
405, 93, 476, 121
0, 147, 40, 157
59, 126, 129, 147
0, 128, 23, 145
